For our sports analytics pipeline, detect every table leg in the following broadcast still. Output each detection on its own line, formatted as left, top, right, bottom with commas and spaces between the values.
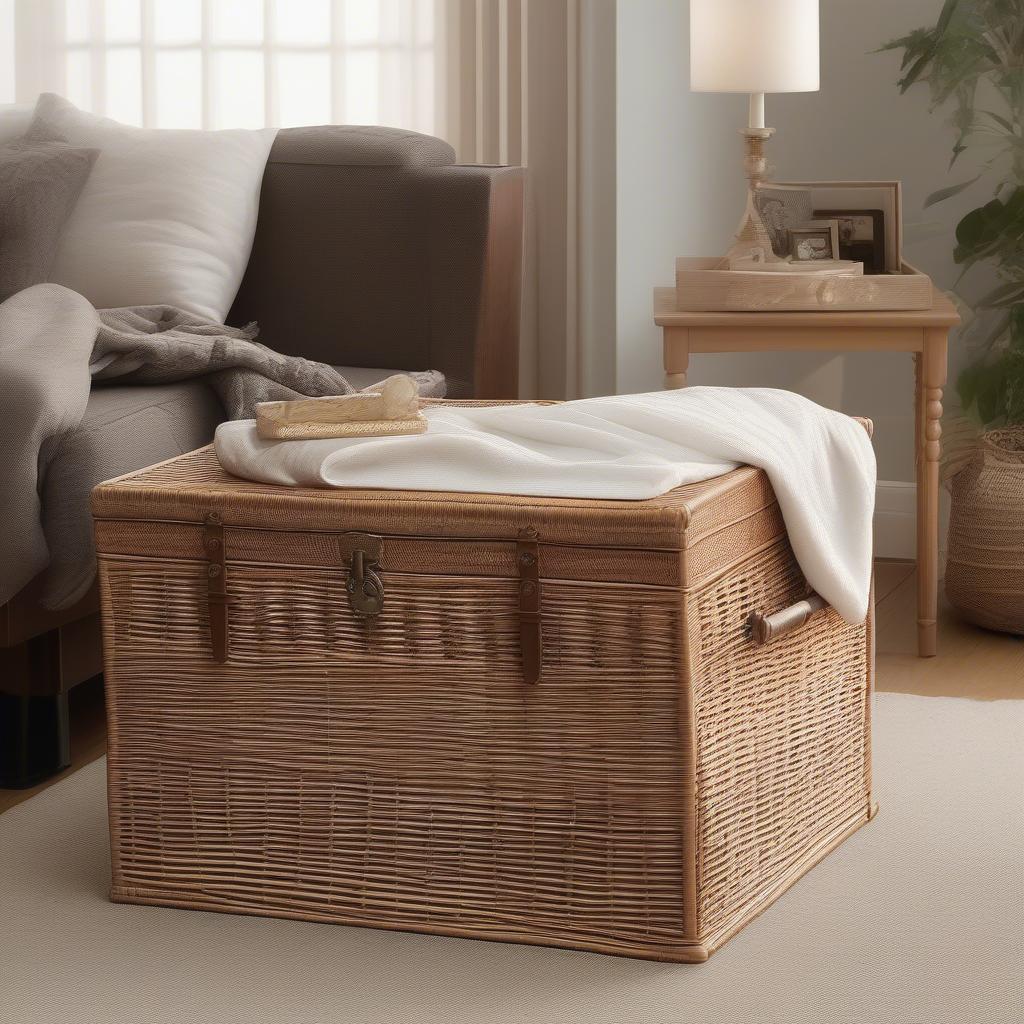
664, 327, 689, 389
916, 332, 947, 657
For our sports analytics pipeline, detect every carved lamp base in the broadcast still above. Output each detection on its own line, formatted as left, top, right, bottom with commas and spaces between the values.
724, 126, 783, 267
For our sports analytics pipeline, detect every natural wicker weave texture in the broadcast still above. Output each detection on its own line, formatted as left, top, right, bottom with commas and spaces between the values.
94, 440, 873, 963
946, 426, 1024, 635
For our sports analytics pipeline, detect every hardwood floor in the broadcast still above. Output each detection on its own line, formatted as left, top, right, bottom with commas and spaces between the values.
874, 561, 1024, 701
1, 560, 1020, 816
0, 674, 108, 814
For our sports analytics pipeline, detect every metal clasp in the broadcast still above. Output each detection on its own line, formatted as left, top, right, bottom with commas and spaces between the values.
340, 533, 384, 618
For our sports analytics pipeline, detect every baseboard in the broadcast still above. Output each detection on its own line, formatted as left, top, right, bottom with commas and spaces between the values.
873, 480, 950, 562
874, 481, 916, 560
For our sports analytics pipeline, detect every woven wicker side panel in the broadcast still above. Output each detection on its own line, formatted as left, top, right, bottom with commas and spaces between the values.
691, 540, 869, 941
101, 557, 689, 956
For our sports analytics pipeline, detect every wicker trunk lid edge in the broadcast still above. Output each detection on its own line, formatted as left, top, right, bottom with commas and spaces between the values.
91, 445, 780, 568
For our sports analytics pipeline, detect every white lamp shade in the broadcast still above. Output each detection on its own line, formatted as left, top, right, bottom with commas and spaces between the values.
690, 0, 820, 94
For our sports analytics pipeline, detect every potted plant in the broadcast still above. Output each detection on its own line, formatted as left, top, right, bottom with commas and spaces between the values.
884, 0, 1024, 633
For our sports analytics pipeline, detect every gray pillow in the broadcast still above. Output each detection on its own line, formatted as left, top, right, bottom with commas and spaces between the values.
0, 138, 98, 303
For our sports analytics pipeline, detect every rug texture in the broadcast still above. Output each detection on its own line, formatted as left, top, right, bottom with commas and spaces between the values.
1, 693, 1021, 1024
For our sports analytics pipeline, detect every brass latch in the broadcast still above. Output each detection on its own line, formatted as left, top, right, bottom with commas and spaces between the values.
340, 533, 384, 618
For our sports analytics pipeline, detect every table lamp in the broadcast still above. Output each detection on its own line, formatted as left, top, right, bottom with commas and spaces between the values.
690, 0, 820, 269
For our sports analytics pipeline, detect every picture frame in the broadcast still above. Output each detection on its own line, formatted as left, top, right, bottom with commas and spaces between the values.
753, 185, 814, 257
766, 181, 902, 272
814, 209, 886, 274
788, 219, 840, 262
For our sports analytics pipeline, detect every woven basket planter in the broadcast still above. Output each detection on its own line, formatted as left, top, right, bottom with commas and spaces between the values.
92, 416, 874, 963
946, 426, 1024, 635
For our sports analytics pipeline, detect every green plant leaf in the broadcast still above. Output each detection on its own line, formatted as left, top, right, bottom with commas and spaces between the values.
967, 310, 1012, 355
975, 279, 1024, 308
983, 109, 1017, 132
936, 0, 963, 35
1010, 303, 1024, 351
957, 362, 985, 407
925, 175, 982, 206
976, 362, 1007, 423
900, 45, 940, 92
953, 189, 1024, 265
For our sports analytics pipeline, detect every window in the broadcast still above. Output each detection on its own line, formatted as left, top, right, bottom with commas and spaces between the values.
46, 0, 436, 131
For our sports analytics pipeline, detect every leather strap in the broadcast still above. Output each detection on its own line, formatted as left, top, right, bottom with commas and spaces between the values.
203, 513, 230, 663
516, 528, 542, 684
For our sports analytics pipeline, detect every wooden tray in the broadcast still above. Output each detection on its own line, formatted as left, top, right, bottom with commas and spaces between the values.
675, 257, 933, 312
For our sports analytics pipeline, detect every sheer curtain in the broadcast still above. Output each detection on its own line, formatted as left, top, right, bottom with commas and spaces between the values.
439, 0, 613, 401
9, 0, 436, 132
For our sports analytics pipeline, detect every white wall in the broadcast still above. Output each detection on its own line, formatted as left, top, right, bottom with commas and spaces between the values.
0, 0, 14, 104
616, 0, 972, 484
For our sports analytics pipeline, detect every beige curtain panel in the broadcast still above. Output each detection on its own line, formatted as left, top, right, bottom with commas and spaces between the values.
437, 0, 585, 401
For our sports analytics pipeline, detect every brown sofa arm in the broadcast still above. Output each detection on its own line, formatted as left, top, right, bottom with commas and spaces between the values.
420, 165, 524, 399
229, 127, 524, 400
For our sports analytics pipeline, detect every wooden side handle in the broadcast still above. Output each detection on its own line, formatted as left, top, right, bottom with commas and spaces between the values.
747, 593, 829, 646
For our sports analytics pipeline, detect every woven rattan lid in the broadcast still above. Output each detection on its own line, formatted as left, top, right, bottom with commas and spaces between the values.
91, 444, 782, 551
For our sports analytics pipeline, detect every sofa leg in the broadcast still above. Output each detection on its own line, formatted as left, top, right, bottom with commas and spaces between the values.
0, 691, 71, 789
1, 629, 72, 789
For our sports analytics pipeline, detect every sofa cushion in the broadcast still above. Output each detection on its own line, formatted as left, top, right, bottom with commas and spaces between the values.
268, 125, 455, 168
0, 139, 99, 302
27, 368, 441, 613
28, 93, 276, 322
39, 381, 223, 609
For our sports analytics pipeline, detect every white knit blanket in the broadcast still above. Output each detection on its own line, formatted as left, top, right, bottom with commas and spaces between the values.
215, 387, 877, 622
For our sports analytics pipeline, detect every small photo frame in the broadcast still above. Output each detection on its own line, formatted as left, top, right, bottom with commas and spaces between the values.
814, 209, 885, 274
753, 185, 814, 257
788, 219, 840, 262
767, 180, 901, 272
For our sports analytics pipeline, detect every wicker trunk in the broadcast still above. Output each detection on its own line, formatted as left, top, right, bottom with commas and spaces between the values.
92, 440, 875, 963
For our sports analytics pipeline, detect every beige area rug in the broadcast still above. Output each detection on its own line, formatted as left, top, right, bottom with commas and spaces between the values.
1, 693, 1021, 1024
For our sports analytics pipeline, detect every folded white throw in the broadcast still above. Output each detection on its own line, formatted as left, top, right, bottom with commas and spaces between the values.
215, 387, 877, 623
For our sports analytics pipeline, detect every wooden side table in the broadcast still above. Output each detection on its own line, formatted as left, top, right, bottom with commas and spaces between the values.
654, 286, 960, 657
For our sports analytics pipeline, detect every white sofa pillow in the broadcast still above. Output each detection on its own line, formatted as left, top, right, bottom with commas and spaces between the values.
28, 94, 276, 323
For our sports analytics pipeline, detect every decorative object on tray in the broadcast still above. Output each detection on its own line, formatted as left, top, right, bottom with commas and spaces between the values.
753, 184, 814, 257
815, 209, 886, 273
788, 219, 841, 262
776, 180, 903, 272
673, 179, 924, 312
255, 374, 425, 440
690, 0, 821, 270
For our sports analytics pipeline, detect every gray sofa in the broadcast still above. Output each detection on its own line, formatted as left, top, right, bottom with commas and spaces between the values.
0, 125, 525, 787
